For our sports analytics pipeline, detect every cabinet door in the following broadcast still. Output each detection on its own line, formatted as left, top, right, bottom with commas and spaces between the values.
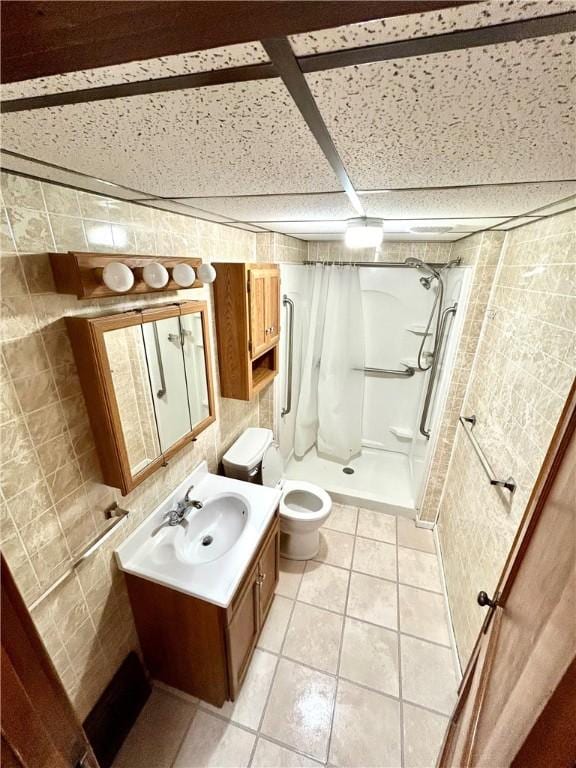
249, 269, 269, 359
258, 518, 280, 625
226, 567, 259, 699
265, 270, 281, 348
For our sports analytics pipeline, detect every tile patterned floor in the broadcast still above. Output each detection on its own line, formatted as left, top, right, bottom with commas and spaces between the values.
114, 505, 459, 768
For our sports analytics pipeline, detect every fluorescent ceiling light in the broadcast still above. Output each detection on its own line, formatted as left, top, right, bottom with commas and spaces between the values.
344, 218, 384, 249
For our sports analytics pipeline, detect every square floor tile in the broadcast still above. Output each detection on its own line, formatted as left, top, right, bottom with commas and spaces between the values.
403, 702, 449, 768
398, 547, 442, 592
329, 679, 401, 767
113, 689, 195, 768
316, 529, 354, 568
283, 602, 343, 674
261, 658, 336, 762
173, 710, 255, 767
252, 737, 321, 767
298, 561, 349, 613
258, 595, 293, 653
399, 584, 451, 645
323, 503, 358, 534
398, 517, 435, 553
356, 509, 396, 543
401, 635, 458, 715
204, 649, 276, 729
276, 558, 306, 599
347, 572, 397, 630
352, 536, 397, 581
340, 618, 399, 697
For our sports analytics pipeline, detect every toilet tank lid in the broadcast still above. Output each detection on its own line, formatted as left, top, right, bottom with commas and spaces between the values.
222, 428, 274, 471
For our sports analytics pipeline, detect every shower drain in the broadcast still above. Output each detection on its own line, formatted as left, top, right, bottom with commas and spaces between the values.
201, 535, 213, 546
342, 467, 355, 475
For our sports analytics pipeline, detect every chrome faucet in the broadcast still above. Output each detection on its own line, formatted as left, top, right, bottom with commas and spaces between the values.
167, 485, 203, 526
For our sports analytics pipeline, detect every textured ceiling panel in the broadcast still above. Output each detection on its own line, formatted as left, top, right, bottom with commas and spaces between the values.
307, 34, 575, 189
360, 183, 576, 218
2, 42, 269, 100
302, 231, 462, 241
178, 192, 356, 221
290, 1, 572, 55
1, 79, 341, 198
257, 217, 507, 235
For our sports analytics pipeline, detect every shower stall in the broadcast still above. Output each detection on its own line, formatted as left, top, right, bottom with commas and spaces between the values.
277, 260, 472, 514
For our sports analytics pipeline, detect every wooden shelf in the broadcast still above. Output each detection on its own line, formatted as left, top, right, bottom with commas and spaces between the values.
49, 251, 202, 299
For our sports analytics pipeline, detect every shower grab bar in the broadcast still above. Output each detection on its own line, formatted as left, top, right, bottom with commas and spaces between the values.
460, 415, 517, 494
152, 322, 167, 398
28, 503, 130, 611
281, 296, 295, 417
419, 303, 457, 438
358, 366, 415, 378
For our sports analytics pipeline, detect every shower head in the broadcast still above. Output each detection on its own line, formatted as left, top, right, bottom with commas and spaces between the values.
404, 257, 441, 280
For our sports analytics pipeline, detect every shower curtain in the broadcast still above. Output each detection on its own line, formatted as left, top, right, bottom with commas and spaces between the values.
294, 264, 365, 463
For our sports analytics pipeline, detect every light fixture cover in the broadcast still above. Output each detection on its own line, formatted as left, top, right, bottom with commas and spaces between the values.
172, 263, 196, 287
102, 262, 134, 293
142, 262, 169, 289
344, 218, 384, 249
197, 263, 217, 283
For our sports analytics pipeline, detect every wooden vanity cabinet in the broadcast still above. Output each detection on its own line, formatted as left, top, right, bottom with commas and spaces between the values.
213, 262, 280, 400
124, 512, 280, 707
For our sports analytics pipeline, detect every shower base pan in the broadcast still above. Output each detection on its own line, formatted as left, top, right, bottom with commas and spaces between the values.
284, 447, 415, 514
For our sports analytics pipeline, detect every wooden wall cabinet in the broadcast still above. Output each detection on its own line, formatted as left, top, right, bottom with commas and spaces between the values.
213, 263, 280, 400
66, 301, 215, 495
124, 512, 280, 706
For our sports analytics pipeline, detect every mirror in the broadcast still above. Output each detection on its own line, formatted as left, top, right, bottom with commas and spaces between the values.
104, 324, 162, 474
65, 301, 215, 495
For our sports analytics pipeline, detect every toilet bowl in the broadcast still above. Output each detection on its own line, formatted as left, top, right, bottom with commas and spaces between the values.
222, 428, 332, 560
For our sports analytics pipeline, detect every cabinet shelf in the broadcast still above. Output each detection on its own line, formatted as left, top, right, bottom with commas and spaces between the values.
213, 263, 280, 400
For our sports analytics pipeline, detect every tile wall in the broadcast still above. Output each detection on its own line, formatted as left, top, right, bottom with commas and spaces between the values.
0, 171, 303, 717
437, 210, 575, 666
418, 231, 505, 522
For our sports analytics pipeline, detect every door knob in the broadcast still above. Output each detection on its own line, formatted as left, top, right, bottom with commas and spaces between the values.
477, 590, 497, 608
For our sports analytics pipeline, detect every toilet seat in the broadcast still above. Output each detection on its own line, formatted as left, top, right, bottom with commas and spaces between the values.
262, 445, 331, 523
280, 480, 332, 522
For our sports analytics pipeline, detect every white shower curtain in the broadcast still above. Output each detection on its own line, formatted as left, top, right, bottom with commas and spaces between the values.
294, 264, 365, 463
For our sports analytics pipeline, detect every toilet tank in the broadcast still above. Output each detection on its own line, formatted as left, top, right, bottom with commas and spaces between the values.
222, 428, 274, 482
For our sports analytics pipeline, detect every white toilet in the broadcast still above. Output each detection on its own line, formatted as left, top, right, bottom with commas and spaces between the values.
222, 428, 332, 560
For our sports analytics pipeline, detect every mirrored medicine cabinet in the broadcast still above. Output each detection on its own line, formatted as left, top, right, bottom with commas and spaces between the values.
66, 301, 215, 494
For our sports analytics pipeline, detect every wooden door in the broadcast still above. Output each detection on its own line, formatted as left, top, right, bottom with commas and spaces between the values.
438, 382, 576, 767
1, 556, 99, 768
226, 565, 260, 700
257, 517, 280, 625
265, 270, 281, 348
248, 269, 269, 359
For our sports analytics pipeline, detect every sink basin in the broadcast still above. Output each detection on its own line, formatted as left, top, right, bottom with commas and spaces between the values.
181, 493, 248, 564
115, 461, 281, 607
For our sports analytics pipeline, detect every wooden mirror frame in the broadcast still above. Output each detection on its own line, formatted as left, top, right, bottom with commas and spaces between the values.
66, 301, 215, 495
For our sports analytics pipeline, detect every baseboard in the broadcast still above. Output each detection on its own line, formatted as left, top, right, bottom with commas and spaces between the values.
434, 525, 463, 680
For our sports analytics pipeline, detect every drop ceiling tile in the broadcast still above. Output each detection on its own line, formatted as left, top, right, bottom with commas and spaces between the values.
381, 217, 506, 233
2, 42, 269, 100
144, 199, 236, 223
265, 220, 348, 235
360, 183, 576, 219
290, 1, 572, 56
0, 151, 154, 201
528, 195, 576, 216
307, 34, 574, 190
182, 192, 355, 221
1, 79, 342, 198
493, 216, 542, 229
